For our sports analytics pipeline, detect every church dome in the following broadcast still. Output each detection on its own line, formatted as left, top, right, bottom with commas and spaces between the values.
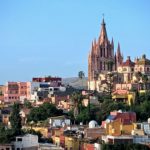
89, 120, 98, 128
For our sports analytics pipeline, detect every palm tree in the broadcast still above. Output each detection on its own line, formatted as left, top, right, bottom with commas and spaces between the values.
141, 74, 148, 90
71, 91, 84, 120
78, 71, 85, 89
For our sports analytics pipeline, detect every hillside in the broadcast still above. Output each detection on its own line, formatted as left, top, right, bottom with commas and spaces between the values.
62, 77, 88, 89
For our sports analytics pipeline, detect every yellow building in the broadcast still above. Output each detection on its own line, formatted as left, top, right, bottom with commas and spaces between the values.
105, 119, 134, 136
54, 136, 60, 146
32, 127, 49, 138
112, 90, 135, 105
65, 136, 79, 150
52, 128, 63, 146
132, 123, 145, 136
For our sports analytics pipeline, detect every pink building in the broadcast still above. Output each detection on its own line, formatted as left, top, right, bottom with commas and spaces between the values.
4, 82, 31, 103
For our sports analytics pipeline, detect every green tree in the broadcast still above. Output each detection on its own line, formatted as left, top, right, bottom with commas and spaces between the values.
141, 74, 148, 90
71, 91, 84, 120
9, 103, 22, 136
78, 71, 85, 89
24, 100, 32, 108
0, 123, 9, 143
27, 102, 63, 122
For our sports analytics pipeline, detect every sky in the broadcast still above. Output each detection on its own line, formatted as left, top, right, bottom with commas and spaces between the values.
0, 0, 150, 84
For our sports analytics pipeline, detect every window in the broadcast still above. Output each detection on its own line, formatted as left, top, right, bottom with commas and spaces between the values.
123, 68, 127, 71
6, 148, 10, 150
17, 138, 22, 141
131, 68, 134, 72
137, 124, 142, 129
54, 88, 58, 91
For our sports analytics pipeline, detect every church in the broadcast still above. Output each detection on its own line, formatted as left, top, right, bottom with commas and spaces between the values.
88, 18, 123, 91
88, 18, 150, 92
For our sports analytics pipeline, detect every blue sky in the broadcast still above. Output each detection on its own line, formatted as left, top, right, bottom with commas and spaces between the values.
0, 0, 150, 84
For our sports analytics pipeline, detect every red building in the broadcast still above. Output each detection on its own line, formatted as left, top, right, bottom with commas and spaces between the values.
32, 77, 62, 86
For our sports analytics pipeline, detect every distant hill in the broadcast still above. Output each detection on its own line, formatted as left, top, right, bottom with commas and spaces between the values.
62, 77, 88, 89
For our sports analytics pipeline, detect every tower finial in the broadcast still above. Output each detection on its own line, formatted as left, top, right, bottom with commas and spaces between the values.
102, 13, 104, 19
102, 13, 105, 24
99, 14, 107, 44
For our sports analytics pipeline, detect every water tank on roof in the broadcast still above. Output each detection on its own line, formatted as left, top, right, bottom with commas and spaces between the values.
89, 120, 98, 128
118, 109, 122, 113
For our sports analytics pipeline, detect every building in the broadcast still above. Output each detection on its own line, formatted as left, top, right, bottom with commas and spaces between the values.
30, 77, 66, 101
39, 143, 63, 150
112, 89, 135, 105
117, 56, 135, 83
4, 82, 31, 103
13, 134, 39, 150
102, 110, 136, 136
13, 134, 63, 150
117, 54, 150, 84
0, 85, 5, 103
0, 144, 14, 150
49, 115, 71, 127
88, 18, 123, 91
88, 18, 150, 93
102, 135, 133, 144
32, 77, 62, 84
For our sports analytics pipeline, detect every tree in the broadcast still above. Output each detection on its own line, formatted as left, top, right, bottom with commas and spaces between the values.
9, 103, 22, 136
141, 74, 148, 90
78, 71, 85, 89
0, 123, 9, 143
78, 71, 85, 80
24, 100, 32, 108
71, 91, 84, 120
105, 72, 115, 95
27, 102, 63, 122
75, 107, 90, 124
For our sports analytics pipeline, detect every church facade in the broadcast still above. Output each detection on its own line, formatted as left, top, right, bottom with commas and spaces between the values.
88, 18, 150, 92
88, 18, 123, 91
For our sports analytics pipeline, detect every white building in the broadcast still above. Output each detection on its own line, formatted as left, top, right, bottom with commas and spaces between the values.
14, 134, 38, 150
49, 116, 70, 127
30, 82, 66, 101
